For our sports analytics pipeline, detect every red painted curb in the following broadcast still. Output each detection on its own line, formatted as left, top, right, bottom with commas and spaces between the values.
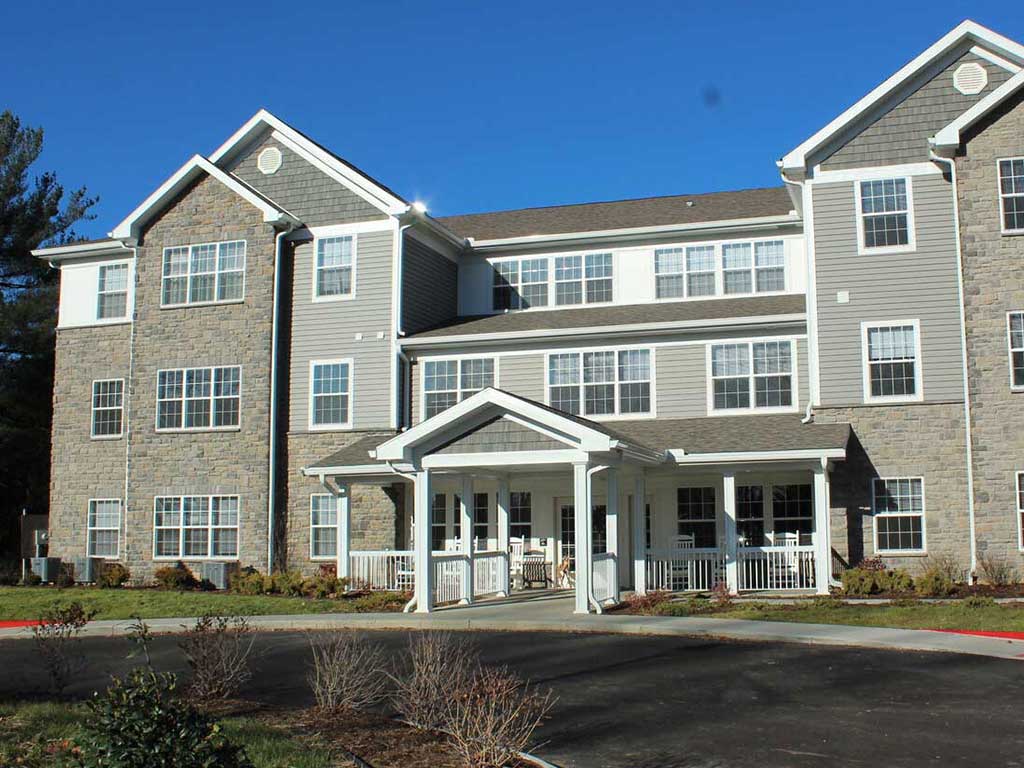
932, 628, 1024, 641
0, 620, 39, 629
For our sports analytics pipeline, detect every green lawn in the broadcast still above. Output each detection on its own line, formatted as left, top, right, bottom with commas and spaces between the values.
0, 585, 406, 621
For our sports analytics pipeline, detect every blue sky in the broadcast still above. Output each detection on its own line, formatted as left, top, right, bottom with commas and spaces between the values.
4, 0, 1023, 238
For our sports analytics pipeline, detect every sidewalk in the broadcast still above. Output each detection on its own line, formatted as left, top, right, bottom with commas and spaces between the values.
5, 591, 1024, 660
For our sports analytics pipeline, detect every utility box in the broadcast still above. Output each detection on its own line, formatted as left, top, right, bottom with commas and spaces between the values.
201, 561, 236, 591
69, 557, 102, 584
30, 557, 62, 583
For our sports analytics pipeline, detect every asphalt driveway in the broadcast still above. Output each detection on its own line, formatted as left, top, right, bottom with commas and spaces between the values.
3, 630, 1021, 767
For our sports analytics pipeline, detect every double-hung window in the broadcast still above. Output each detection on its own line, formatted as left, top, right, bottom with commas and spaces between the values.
1016, 473, 1024, 549
157, 366, 241, 430
722, 243, 753, 294
310, 360, 351, 428
91, 379, 124, 438
754, 240, 786, 292
686, 246, 716, 297
492, 258, 548, 310
548, 349, 652, 417
1009, 312, 1024, 389
510, 491, 532, 540
87, 499, 120, 558
710, 341, 794, 412
96, 263, 129, 320
654, 248, 684, 298
314, 235, 355, 299
858, 178, 913, 251
999, 158, 1024, 234
677, 487, 716, 548
161, 240, 245, 306
873, 478, 925, 554
153, 495, 239, 559
554, 253, 613, 305
423, 358, 495, 418
310, 494, 339, 559
736, 486, 765, 546
863, 323, 920, 401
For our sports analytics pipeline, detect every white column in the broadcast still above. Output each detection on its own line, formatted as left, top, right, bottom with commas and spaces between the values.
813, 459, 832, 595
335, 483, 350, 582
573, 462, 593, 614
632, 474, 647, 595
722, 471, 739, 595
413, 469, 434, 613
496, 478, 510, 597
460, 475, 474, 604
605, 466, 619, 603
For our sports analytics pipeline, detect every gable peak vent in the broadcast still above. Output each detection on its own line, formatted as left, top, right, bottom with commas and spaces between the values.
257, 146, 283, 175
953, 62, 988, 96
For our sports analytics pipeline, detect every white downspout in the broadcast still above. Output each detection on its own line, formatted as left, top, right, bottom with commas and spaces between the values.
930, 149, 979, 580
390, 215, 416, 430
267, 227, 293, 572
123, 246, 137, 562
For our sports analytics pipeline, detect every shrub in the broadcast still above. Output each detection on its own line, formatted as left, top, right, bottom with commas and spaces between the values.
21, 570, 42, 586
178, 614, 256, 701
54, 562, 76, 589
915, 568, 954, 597
856, 556, 887, 572
810, 595, 844, 610
841, 568, 878, 596
655, 596, 713, 617
153, 561, 198, 591
229, 568, 271, 596
890, 596, 920, 607
350, 590, 409, 612
307, 631, 388, 712
270, 570, 306, 596
624, 590, 673, 615
32, 601, 96, 695
885, 569, 915, 593
392, 632, 478, 731
710, 580, 733, 607
96, 562, 130, 589
979, 554, 1018, 587
302, 572, 345, 599
81, 667, 251, 768
925, 554, 965, 584
963, 595, 996, 609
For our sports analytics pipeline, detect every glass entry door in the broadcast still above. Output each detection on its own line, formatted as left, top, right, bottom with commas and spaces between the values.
557, 502, 607, 573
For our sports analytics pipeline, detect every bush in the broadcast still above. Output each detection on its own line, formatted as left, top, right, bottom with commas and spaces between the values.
881, 568, 915, 593
915, 568, 954, 597
302, 572, 345, 599
350, 590, 409, 612
307, 631, 388, 712
21, 571, 42, 586
810, 595, 844, 610
96, 562, 130, 589
178, 614, 256, 701
710, 581, 733, 607
153, 561, 198, 591
81, 667, 251, 768
624, 590, 673, 615
654, 596, 714, 617
393, 632, 478, 731
963, 595, 996, 609
979, 554, 1018, 587
229, 568, 271, 596
270, 570, 306, 596
925, 554, 965, 584
32, 601, 96, 695
54, 562, 75, 589
841, 568, 878, 596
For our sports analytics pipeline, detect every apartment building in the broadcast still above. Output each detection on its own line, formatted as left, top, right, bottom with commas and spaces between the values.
34, 20, 1024, 613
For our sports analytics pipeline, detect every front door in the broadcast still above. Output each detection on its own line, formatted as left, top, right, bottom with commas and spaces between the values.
557, 501, 607, 574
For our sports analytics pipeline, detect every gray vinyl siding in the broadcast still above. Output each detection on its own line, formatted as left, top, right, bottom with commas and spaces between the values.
431, 418, 564, 454
229, 132, 387, 227
288, 232, 394, 431
817, 49, 1013, 171
812, 175, 964, 405
655, 346, 706, 418
402, 234, 458, 334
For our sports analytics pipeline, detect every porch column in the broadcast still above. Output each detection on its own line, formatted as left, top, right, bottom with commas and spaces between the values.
632, 474, 647, 595
722, 471, 739, 595
413, 469, 434, 613
335, 483, 350, 582
605, 466, 620, 603
813, 459, 832, 595
573, 462, 593, 614
460, 475, 474, 605
496, 478, 510, 597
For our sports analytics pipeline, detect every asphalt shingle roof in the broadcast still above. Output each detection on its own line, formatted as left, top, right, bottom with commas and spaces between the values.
305, 432, 397, 470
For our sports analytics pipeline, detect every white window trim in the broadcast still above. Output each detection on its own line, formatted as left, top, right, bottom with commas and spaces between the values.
311, 233, 358, 302
489, 249, 616, 312
543, 345, 657, 421
1006, 311, 1024, 391
1016, 471, 1024, 552
705, 338, 800, 416
860, 319, 924, 404
872, 477, 928, 556
419, 357, 500, 422
95, 262, 130, 321
87, 498, 121, 559
309, 493, 340, 561
152, 495, 241, 561
160, 240, 247, 309
91, 378, 125, 440
81, 259, 134, 327
652, 237, 788, 303
855, 176, 917, 256
997, 157, 1024, 236
155, 366, 243, 433
308, 358, 354, 431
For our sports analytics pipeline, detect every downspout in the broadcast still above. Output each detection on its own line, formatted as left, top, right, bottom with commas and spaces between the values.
930, 149, 978, 580
390, 214, 416, 430
122, 246, 137, 562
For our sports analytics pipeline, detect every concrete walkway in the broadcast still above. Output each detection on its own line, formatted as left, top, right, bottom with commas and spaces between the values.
5, 592, 1024, 660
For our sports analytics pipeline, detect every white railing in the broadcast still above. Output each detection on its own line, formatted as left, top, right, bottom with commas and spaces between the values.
592, 552, 617, 603
738, 546, 816, 591
473, 551, 505, 597
645, 548, 725, 592
348, 550, 414, 591
433, 553, 466, 605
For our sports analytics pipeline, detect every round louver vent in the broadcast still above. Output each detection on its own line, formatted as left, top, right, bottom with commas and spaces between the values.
257, 146, 283, 175
953, 62, 988, 95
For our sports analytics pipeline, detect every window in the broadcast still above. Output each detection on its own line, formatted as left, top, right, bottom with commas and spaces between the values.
473, 492, 489, 547
161, 240, 245, 306
310, 495, 338, 559
510, 491, 532, 540
677, 487, 716, 548
555, 253, 612, 305
87, 499, 120, 558
859, 178, 913, 251
314, 235, 355, 298
96, 263, 128, 320
873, 478, 925, 553
423, 358, 495, 418
736, 486, 765, 546
722, 243, 752, 294
998, 158, 1024, 233
772, 484, 813, 538
1010, 313, 1024, 389
864, 323, 920, 401
686, 246, 716, 297
157, 366, 241, 430
492, 258, 548, 310
91, 379, 124, 438
548, 349, 652, 417
1017, 473, 1024, 549
310, 360, 351, 428
431, 494, 447, 551
153, 495, 239, 559
754, 241, 786, 292
655, 248, 684, 299
710, 341, 794, 412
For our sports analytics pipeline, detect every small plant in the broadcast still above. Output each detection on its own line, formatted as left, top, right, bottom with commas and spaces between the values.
54, 562, 76, 589
856, 556, 887, 572
925, 553, 965, 585
842, 568, 878, 596
32, 601, 96, 695
21, 570, 42, 586
350, 590, 410, 612
915, 568, 954, 597
270, 569, 306, 596
393, 632, 478, 731
229, 567, 270, 595
625, 590, 673, 615
979, 554, 1018, 587
81, 667, 252, 768
962, 595, 996, 609
153, 561, 198, 590
96, 561, 130, 589
885, 568, 915, 593
710, 581, 733, 607
810, 595, 844, 610
307, 631, 388, 712
302, 572, 344, 599
890, 596, 920, 607
178, 614, 256, 701
125, 615, 153, 667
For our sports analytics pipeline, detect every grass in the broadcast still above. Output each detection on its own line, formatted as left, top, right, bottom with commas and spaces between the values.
0, 585, 407, 621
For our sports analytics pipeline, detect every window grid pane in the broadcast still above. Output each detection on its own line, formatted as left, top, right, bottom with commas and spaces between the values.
154, 495, 239, 559
999, 159, 1024, 232
873, 478, 925, 552
92, 379, 124, 437
510, 492, 532, 540
1010, 312, 1024, 387
316, 236, 354, 297
867, 325, 917, 398
655, 248, 684, 299
161, 241, 245, 306
860, 179, 910, 248
310, 494, 338, 558
97, 264, 129, 320
87, 500, 121, 557
549, 350, 651, 417
677, 487, 716, 548
312, 362, 350, 426
686, 246, 716, 297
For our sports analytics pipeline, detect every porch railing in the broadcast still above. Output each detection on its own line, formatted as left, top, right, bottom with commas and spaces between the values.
433, 552, 466, 605
348, 550, 414, 591
738, 546, 816, 591
592, 552, 617, 603
473, 551, 505, 597
645, 548, 725, 592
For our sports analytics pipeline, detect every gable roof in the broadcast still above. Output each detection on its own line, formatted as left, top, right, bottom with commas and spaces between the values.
781, 20, 1024, 174
931, 68, 1024, 152
110, 154, 299, 244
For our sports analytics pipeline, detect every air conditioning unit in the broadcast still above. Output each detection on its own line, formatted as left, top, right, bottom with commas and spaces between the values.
30, 557, 62, 583
200, 561, 236, 591
69, 557, 103, 584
